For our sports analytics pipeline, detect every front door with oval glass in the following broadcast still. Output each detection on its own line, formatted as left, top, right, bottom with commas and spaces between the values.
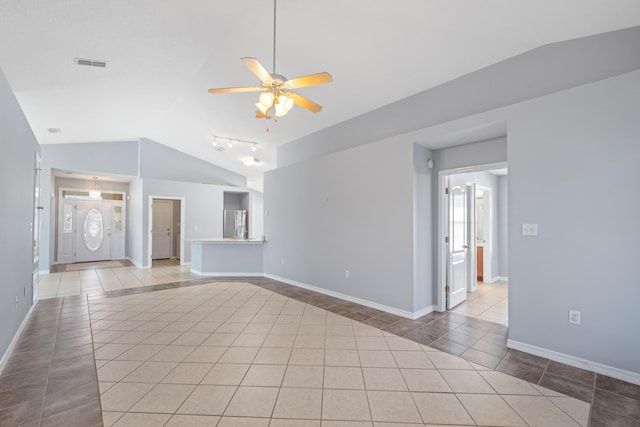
58, 198, 126, 264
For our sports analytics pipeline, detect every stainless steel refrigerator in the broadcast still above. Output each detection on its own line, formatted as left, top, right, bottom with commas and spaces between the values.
223, 209, 247, 239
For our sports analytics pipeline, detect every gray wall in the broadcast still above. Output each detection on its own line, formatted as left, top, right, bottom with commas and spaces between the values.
0, 67, 40, 360
40, 141, 139, 270
498, 176, 509, 278
413, 144, 434, 311
138, 179, 262, 267
40, 139, 253, 270
508, 69, 640, 374
278, 27, 640, 167
264, 136, 419, 314
139, 138, 246, 187
266, 29, 640, 377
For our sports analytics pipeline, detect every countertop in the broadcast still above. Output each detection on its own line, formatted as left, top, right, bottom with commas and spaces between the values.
189, 238, 265, 244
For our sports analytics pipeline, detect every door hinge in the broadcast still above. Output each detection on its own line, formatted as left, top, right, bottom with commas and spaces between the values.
445, 285, 450, 292
445, 187, 450, 195
445, 236, 449, 244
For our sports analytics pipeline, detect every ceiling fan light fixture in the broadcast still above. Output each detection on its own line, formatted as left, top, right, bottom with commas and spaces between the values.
259, 92, 274, 108
274, 102, 288, 117
256, 102, 269, 115
282, 95, 294, 111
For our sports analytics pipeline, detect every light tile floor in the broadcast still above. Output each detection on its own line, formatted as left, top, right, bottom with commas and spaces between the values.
39, 260, 195, 299
90, 281, 589, 426
452, 281, 509, 325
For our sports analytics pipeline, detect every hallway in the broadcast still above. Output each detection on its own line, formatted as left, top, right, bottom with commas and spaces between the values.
452, 281, 509, 325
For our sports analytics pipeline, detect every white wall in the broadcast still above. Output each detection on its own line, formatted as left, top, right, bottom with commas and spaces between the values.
0, 67, 40, 359
264, 136, 419, 315
507, 70, 640, 376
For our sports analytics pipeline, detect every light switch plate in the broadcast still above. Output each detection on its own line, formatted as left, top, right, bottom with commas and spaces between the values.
522, 223, 538, 236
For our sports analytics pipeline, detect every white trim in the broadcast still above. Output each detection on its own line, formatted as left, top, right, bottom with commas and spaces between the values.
413, 305, 437, 319
507, 339, 640, 386
496, 276, 509, 281
0, 305, 36, 375
265, 274, 434, 320
38, 269, 50, 275
191, 270, 263, 277
126, 257, 148, 269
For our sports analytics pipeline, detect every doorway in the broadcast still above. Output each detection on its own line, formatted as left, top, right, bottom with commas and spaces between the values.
437, 162, 508, 319
57, 188, 126, 264
148, 197, 184, 266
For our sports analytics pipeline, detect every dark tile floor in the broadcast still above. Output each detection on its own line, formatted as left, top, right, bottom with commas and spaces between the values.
2, 275, 640, 426
0, 295, 102, 427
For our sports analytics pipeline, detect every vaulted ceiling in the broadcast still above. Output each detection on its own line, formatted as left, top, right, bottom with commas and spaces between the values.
1, 0, 639, 190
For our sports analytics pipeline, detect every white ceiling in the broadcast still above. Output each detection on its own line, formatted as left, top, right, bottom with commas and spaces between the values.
1, 1, 639, 189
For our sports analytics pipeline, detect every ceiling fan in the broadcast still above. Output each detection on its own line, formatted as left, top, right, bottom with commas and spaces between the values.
207, 0, 332, 122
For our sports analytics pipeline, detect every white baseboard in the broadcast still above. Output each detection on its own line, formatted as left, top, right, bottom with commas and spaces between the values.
413, 305, 437, 319
191, 270, 263, 277
38, 269, 50, 275
507, 339, 640, 386
0, 305, 36, 375
264, 274, 433, 320
496, 276, 508, 282
126, 257, 149, 269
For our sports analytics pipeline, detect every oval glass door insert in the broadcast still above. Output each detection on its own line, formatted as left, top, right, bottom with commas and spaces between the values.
84, 208, 104, 251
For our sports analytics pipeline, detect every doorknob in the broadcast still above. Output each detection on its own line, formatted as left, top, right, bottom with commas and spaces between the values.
462, 244, 471, 249
167, 229, 171, 235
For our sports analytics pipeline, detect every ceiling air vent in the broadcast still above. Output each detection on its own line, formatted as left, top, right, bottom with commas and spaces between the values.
47, 128, 61, 133
75, 58, 107, 68
212, 145, 225, 152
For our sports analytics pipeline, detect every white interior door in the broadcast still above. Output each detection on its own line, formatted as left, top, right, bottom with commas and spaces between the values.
75, 200, 112, 262
447, 185, 469, 309
152, 200, 172, 259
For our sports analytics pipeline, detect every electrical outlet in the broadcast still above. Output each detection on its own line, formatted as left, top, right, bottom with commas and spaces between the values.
281, 258, 285, 265
345, 270, 350, 279
568, 310, 581, 325
15, 296, 19, 308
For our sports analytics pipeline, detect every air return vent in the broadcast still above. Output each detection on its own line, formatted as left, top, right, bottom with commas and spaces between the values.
47, 128, 61, 133
212, 145, 225, 152
75, 58, 107, 68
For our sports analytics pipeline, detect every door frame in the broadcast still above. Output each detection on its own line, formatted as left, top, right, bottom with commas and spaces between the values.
437, 161, 507, 312
147, 196, 186, 268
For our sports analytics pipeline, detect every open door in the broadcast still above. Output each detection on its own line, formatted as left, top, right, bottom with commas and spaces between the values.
446, 184, 469, 309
